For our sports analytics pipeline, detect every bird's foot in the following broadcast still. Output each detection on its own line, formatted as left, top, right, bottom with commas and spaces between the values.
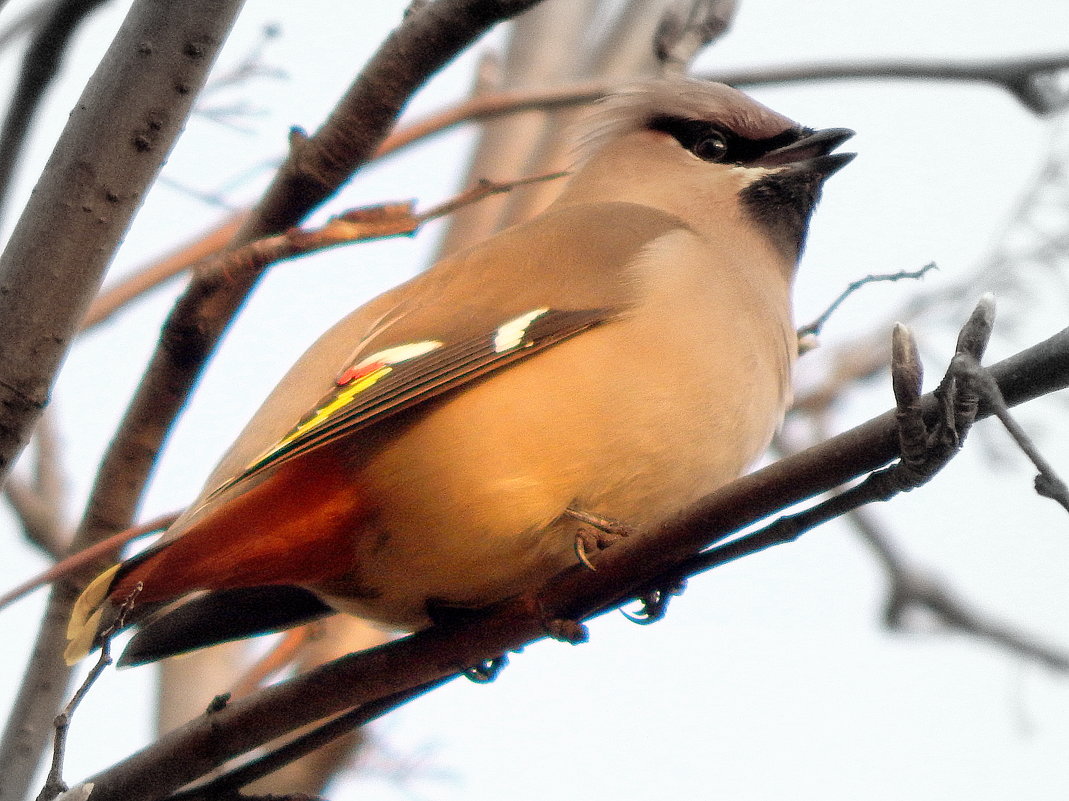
622, 580, 687, 625
464, 655, 509, 683
543, 617, 588, 644
564, 507, 634, 572
425, 600, 514, 683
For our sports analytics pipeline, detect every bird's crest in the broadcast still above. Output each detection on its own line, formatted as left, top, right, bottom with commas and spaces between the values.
577, 78, 797, 163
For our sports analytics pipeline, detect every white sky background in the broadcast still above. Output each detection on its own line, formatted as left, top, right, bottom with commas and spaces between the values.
1, 1, 1069, 798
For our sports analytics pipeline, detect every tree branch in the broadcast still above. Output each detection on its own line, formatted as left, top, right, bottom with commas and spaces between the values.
0, 0, 244, 487
0, 2, 244, 796
79, 325, 1069, 801
1, 3, 551, 798
375, 52, 1069, 165
703, 53, 1069, 114
0, 0, 110, 223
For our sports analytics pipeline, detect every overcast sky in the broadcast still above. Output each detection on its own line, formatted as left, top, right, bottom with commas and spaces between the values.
2, 1, 1069, 799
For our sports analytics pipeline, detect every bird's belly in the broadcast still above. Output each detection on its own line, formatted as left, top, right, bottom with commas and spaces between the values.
316, 306, 791, 629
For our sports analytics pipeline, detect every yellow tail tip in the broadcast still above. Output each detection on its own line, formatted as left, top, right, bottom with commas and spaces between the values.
64, 565, 120, 664
64, 607, 105, 665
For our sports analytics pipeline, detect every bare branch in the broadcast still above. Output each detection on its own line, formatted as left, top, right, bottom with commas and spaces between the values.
952, 353, 1069, 511
77, 326, 1069, 801
845, 505, 1069, 671
36, 587, 138, 801
81, 213, 247, 332
0, 0, 244, 487
702, 53, 1069, 114
172, 678, 450, 800
0, 4, 244, 792
415, 171, 568, 221
797, 263, 937, 340
0, 0, 110, 222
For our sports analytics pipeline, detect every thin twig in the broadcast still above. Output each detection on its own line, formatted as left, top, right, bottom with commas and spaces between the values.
0, 513, 177, 611
951, 353, 1069, 511
414, 171, 568, 222
798, 263, 937, 339
199, 22, 286, 95
35, 587, 141, 801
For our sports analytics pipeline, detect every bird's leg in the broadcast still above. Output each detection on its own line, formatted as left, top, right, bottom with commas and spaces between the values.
562, 506, 687, 624
564, 506, 634, 571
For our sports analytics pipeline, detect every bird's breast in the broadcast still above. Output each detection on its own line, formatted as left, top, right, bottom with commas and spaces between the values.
317, 229, 795, 627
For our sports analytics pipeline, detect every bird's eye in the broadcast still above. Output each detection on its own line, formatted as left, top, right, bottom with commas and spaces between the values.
692, 132, 729, 162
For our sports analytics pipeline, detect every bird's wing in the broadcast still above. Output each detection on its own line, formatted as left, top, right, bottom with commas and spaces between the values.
205, 306, 616, 501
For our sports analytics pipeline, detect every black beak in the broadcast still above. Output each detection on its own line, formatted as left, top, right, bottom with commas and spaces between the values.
755, 127, 856, 177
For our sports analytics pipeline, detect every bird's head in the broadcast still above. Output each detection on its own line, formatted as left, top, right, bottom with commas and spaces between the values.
558, 78, 854, 261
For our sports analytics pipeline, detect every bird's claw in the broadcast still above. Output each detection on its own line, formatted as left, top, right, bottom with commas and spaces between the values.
566, 507, 634, 572
622, 580, 686, 625
464, 655, 509, 683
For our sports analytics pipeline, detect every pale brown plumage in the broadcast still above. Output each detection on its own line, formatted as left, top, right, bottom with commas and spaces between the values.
66, 78, 852, 665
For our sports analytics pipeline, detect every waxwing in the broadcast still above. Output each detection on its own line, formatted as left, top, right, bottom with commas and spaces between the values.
67, 78, 853, 665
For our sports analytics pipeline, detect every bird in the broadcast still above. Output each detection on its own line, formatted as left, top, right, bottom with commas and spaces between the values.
65, 77, 854, 666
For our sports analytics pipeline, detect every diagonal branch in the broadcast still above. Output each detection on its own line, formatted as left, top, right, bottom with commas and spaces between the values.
376, 52, 1069, 165
0, 2, 550, 798
79, 325, 1069, 801
703, 53, 1069, 114
0, 0, 244, 487
0, 4, 244, 796
0, 0, 110, 223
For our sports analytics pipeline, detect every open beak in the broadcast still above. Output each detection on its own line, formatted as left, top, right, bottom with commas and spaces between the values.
756, 127, 856, 177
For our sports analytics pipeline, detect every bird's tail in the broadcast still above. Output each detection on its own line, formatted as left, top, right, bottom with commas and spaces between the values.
65, 564, 123, 664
